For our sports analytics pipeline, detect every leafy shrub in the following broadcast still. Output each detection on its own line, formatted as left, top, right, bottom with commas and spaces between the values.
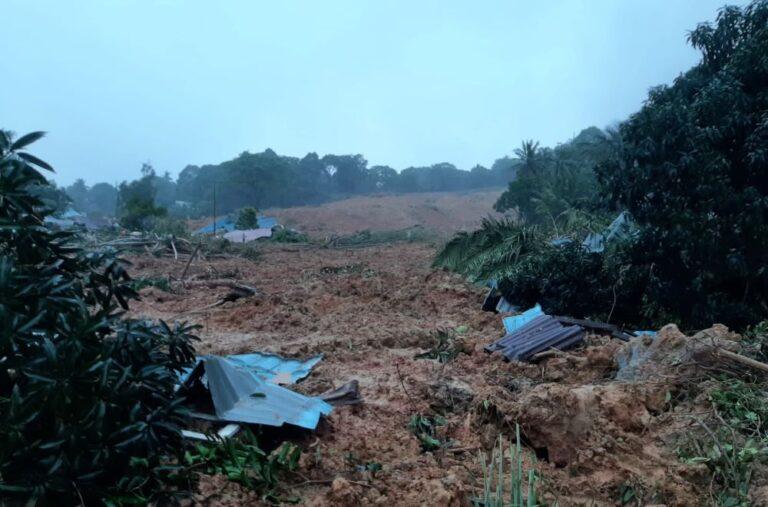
130, 276, 171, 292
0, 130, 198, 504
270, 228, 309, 243
235, 207, 259, 229
117, 165, 168, 231
678, 379, 768, 505
408, 414, 450, 452
184, 430, 300, 501
151, 216, 189, 237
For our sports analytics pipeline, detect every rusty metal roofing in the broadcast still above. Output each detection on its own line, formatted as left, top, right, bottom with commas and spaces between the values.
485, 314, 584, 361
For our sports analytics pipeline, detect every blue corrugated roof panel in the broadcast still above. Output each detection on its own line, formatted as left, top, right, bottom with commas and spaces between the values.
227, 352, 323, 384
502, 304, 543, 333
195, 218, 236, 234
258, 216, 278, 229
185, 356, 332, 430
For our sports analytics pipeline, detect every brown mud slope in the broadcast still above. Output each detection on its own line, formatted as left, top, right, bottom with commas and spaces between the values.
263, 190, 504, 237
127, 243, 764, 506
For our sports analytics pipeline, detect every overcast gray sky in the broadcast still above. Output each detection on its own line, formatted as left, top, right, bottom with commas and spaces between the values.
2, 0, 744, 186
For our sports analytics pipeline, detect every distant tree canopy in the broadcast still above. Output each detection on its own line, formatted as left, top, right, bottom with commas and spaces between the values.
64, 178, 117, 216
494, 127, 618, 224
169, 150, 515, 217
66, 128, 603, 220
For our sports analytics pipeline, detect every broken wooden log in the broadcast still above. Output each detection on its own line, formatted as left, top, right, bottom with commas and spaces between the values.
554, 316, 634, 341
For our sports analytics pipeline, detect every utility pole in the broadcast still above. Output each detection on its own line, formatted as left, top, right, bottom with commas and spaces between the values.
212, 182, 217, 236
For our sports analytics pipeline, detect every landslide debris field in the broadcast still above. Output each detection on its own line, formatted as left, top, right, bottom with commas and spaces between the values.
128, 243, 768, 506
263, 190, 504, 237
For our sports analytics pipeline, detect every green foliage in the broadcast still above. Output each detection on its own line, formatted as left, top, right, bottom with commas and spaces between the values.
434, 212, 608, 283
65, 179, 118, 216
742, 321, 768, 361
117, 164, 168, 230
270, 228, 309, 243
494, 128, 615, 224
184, 430, 300, 500
439, 1, 768, 331
678, 379, 768, 505
129, 276, 171, 292
434, 218, 545, 281
235, 207, 259, 229
474, 427, 539, 507
594, 1, 768, 330
151, 216, 189, 237
408, 414, 450, 452
0, 130, 199, 504
415, 328, 466, 364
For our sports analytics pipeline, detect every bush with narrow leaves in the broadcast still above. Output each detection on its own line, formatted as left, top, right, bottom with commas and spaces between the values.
0, 130, 199, 504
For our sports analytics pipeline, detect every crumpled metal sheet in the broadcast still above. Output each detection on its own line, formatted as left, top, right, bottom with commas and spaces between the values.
189, 356, 332, 430
227, 352, 323, 385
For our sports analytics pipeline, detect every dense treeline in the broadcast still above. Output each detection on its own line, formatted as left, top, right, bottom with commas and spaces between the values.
172, 151, 516, 216
437, 0, 768, 332
60, 149, 522, 219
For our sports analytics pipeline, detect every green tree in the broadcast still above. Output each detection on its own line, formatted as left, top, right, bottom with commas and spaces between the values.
87, 182, 118, 216
117, 164, 167, 230
494, 130, 609, 223
596, 0, 768, 329
235, 206, 260, 229
0, 130, 198, 503
65, 177, 89, 211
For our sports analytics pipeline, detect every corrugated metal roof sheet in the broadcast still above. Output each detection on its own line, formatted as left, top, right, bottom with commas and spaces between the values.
227, 352, 322, 385
486, 314, 584, 361
185, 356, 332, 430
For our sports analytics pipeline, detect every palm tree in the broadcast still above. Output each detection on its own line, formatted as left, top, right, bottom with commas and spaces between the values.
514, 140, 541, 178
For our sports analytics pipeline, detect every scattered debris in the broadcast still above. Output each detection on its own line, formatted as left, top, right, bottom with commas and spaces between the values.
182, 423, 242, 442
178, 281, 259, 314
554, 315, 634, 341
195, 215, 278, 235
320, 380, 363, 406
582, 211, 636, 253
429, 377, 474, 414
101, 234, 196, 258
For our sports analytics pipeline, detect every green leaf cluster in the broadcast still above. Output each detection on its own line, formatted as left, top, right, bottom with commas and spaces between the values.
0, 130, 199, 504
